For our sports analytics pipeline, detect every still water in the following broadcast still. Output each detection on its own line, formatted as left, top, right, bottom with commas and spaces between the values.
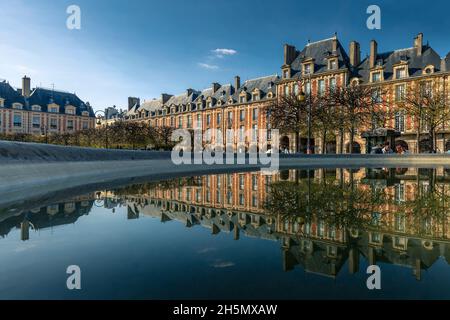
1, 167, 450, 299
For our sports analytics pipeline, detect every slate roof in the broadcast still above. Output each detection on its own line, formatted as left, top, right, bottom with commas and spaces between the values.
0, 81, 94, 117
354, 45, 443, 83
445, 52, 450, 72
290, 37, 350, 79
128, 74, 279, 117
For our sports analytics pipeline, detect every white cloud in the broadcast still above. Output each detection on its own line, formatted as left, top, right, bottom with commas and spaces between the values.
212, 48, 237, 58
198, 63, 219, 70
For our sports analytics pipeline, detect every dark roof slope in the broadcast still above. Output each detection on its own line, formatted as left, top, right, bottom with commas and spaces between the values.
290, 37, 350, 78
355, 45, 442, 83
0, 81, 25, 106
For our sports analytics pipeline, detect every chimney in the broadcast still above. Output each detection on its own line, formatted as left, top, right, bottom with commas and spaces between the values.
212, 82, 221, 93
186, 88, 194, 96
414, 33, 423, 56
234, 76, 241, 91
332, 38, 338, 52
369, 40, 378, 68
128, 97, 140, 111
22, 76, 31, 98
161, 93, 173, 104
441, 58, 446, 72
349, 41, 361, 67
284, 44, 296, 65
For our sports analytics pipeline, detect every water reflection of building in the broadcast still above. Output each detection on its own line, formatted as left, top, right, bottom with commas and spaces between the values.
100, 169, 450, 279
0, 194, 95, 241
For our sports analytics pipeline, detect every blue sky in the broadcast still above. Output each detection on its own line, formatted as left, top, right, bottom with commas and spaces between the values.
1, 0, 449, 111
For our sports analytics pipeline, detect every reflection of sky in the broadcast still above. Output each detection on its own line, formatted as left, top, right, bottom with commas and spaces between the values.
0, 199, 449, 299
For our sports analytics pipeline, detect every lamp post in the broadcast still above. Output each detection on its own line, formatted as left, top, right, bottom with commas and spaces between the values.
95, 110, 108, 148
41, 125, 48, 144
307, 73, 312, 154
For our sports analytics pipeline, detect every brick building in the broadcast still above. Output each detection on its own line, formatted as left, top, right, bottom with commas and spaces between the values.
0, 76, 95, 135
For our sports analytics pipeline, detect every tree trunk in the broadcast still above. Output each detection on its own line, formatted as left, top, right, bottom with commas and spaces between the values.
321, 130, 327, 154
349, 126, 355, 154
295, 131, 300, 154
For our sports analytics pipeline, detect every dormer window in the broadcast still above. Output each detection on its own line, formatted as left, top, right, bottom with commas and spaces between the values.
228, 97, 234, 105
217, 100, 222, 106
65, 107, 75, 115
371, 72, 381, 83
303, 62, 314, 75
32, 105, 41, 111
12, 103, 23, 110
0, 98, 4, 107
267, 92, 274, 99
328, 59, 338, 70
423, 65, 434, 75
49, 106, 59, 113
207, 101, 212, 108
252, 91, 260, 101
239, 95, 246, 104
283, 68, 290, 79
395, 67, 407, 79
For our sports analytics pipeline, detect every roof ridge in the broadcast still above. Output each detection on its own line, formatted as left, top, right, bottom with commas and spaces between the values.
306, 36, 336, 46
243, 74, 278, 83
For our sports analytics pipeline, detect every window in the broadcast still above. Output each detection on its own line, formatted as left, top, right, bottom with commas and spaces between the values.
32, 116, 40, 128
239, 175, 245, 190
372, 88, 382, 103
329, 78, 336, 92
239, 96, 246, 103
284, 85, 289, 96
305, 82, 311, 95
13, 114, 22, 127
283, 69, 289, 79
207, 101, 212, 108
239, 126, 245, 142
318, 79, 325, 96
67, 120, 74, 130
227, 111, 233, 126
49, 106, 58, 113
197, 114, 202, 128
12, 103, 23, 110
395, 111, 405, 132
329, 59, 337, 70
252, 195, 258, 207
252, 124, 258, 141
395, 84, 406, 102
252, 175, 258, 191
395, 183, 406, 203
178, 116, 183, 128
66, 108, 75, 115
32, 105, 41, 111
216, 113, 221, 126
82, 111, 89, 117
187, 115, 192, 128
0, 98, 4, 107
371, 72, 381, 83
304, 63, 311, 74
50, 118, 58, 129
252, 108, 258, 121
395, 67, 406, 79
206, 114, 211, 126
294, 83, 299, 96
239, 110, 245, 122
252, 93, 259, 101
82, 121, 88, 130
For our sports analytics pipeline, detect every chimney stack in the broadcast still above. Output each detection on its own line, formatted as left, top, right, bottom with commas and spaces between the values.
369, 40, 378, 68
212, 82, 221, 93
284, 44, 297, 65
332, 37, 338, 52
234, 76, 241, 91
128, 97, 140, 111
161, 93, 173, 104
349, 41, 361, 67
414, 33, 423, 56
22, 76, 31, 98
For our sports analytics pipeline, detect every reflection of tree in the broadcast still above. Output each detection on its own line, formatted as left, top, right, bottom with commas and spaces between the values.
265, 171, 389, 232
